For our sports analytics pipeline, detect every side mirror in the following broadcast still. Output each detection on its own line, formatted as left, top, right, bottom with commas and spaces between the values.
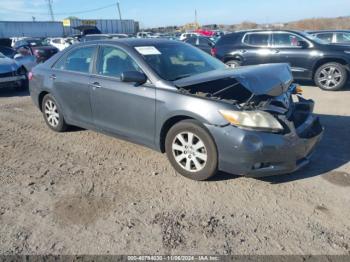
121, 71, 147, 86
208, 41, 214, 47
298, 40, 309, 48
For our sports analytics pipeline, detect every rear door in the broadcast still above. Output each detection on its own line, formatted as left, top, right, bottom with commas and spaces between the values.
271, 32, 315, 79
241, 32, 275, 65
51, 45, 96, 126
89, 45, 156, 147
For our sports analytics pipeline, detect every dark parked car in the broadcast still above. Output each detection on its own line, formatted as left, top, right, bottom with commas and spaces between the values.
14, 38, 58, 63
213, 30, 350, 91
184, 36, 215, 54
309, 30, 350, 45
0, 52, 28, 90
29, 39, 323, 180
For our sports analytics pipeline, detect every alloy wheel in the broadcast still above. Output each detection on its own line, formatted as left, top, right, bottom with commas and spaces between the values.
172, 131, 207, 172
318, 66, 343, 89
44, 99, 60, 127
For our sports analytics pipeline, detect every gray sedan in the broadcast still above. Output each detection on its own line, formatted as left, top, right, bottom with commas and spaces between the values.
29, 39, 323, 180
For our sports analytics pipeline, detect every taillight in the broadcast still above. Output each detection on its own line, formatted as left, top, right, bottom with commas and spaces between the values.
28, 71, 33, 80
210, 47, 217, 57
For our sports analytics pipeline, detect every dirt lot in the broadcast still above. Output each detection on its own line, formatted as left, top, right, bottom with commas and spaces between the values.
0, 85, 349, 255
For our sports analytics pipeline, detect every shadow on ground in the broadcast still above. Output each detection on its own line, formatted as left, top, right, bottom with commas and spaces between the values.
296, 79, 350, 91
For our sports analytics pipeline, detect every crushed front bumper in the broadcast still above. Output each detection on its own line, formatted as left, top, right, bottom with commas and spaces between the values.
206, 97, 324, 177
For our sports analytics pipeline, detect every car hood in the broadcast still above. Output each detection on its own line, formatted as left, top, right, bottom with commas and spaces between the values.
174, 63, 293, 97
0, 56, 19, 73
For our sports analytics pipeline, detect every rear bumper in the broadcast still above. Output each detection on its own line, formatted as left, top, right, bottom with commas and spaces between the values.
206, 98, 324, 177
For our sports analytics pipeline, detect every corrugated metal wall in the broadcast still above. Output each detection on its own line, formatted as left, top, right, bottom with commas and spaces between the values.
63, 19, 138, 36
0, 19, 139, 38
0, 21, 64, 38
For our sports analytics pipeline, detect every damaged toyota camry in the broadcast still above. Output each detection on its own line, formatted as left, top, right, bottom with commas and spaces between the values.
29, 39, 323, 180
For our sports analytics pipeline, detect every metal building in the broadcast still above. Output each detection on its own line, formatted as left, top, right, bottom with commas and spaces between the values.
62, 18, 139, 36
0, 19, 139, 38
0, 21, 64, 38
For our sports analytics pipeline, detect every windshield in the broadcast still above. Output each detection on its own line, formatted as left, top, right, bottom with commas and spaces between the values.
27, 39, 49, 46
300, 32, 329, 45
136, 43, 226, 81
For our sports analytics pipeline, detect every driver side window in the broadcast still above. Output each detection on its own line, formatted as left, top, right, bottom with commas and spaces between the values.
97, 46, 142, 78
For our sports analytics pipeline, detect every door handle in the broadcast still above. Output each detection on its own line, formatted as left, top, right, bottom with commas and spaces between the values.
274, 49, 280, 53
240, 49, 247, 53
49, 74, 56, 80
90, 82, 102, 89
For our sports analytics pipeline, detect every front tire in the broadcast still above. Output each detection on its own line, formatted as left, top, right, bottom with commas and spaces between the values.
314, 62, 347, 91
165, 120, 218, 181
41, 94, 68, 132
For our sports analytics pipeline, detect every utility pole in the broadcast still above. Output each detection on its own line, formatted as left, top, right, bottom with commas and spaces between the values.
195, 9, 197, 24
47, 0, 55, 21
117, 1, 123, 33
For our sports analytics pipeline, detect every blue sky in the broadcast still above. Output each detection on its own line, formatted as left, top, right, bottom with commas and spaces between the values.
0, 0, 349, 28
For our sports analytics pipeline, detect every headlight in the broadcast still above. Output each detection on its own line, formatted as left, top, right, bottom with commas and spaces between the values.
219, 109, 284, 132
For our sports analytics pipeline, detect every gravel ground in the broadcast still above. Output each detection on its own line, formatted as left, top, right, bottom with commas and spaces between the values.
0, 86, 349, 255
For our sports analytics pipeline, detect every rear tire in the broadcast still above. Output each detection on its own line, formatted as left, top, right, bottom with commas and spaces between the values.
165, 120, 218, 181
41, 94, 68, 132
314, 62, 347, 91
225, 60, 241, 68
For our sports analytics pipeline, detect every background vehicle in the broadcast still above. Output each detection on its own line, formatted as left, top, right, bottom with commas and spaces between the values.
184, 35, 215, 54
0, 38, 36, 72
179, 32, 199, 41
29, 39, 322, 181
80, 34, 113, 42
213, 30, 350, 90
13, 38, 58, 63
309, 30, 350, 45
48, 37, 71, 51
0, 52, 28, 90
136, 32, 156, 38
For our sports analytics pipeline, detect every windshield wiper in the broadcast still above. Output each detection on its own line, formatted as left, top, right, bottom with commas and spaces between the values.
170, 74, 193, 81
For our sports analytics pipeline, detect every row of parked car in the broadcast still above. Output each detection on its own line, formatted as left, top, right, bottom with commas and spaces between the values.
1, 29, 350, 92
183, 30, 350, 91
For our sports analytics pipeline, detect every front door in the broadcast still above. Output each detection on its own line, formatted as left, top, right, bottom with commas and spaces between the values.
90, 45, 156, 147
271, 32, 315, 79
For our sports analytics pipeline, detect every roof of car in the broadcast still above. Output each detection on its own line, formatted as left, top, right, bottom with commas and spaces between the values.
308, 30, 350, 33
85, 38, 182, 47
232, 29, 305, 34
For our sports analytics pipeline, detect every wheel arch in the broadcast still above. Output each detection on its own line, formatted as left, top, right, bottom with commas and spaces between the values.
313, 58, 349, 77
159, 114, 218, 153
223, 55, 243, 64
38, 91, 50, 112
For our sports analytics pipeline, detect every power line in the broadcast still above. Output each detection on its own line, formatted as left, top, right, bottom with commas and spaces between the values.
0, 3, 117, 16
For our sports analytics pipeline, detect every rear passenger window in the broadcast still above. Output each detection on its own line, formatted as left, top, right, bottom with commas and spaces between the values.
336, 33, 350, 43
54, 46, 95, 73
315, 33, 333, 43
243, 33, 270, 47
96, 46, 141, 78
